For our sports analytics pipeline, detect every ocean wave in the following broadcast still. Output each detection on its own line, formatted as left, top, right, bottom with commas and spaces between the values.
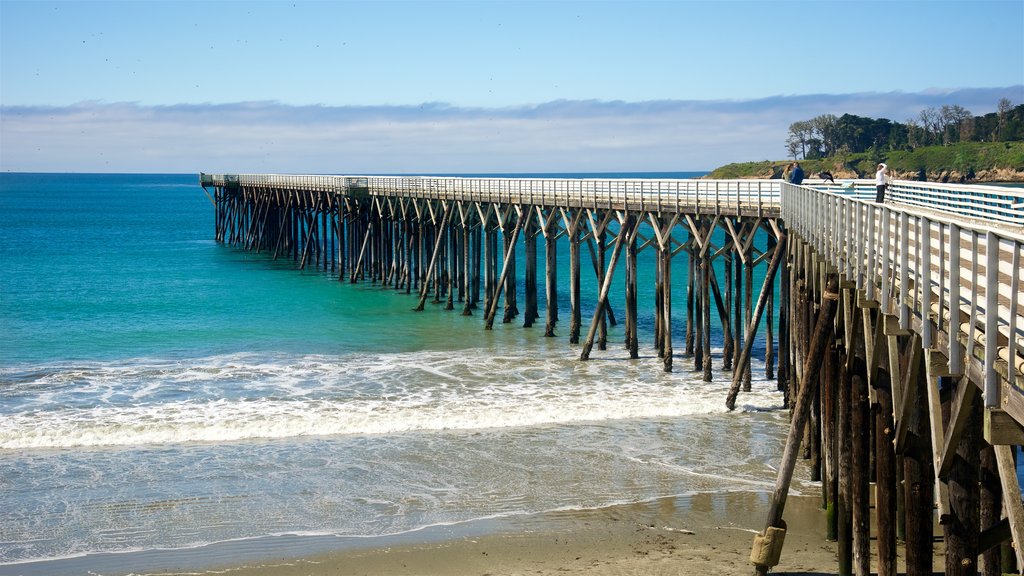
0, 350, 783, 449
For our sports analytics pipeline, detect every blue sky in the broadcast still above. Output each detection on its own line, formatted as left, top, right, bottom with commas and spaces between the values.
1, 0, 1022, 173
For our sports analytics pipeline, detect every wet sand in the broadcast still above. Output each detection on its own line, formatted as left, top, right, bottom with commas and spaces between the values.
144, 492, 922, 576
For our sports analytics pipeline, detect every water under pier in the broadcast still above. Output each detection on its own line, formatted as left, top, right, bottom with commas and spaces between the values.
201, 172, 1024, 575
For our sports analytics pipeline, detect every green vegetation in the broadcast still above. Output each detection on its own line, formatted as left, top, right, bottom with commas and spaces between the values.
708, 98, 1024, 182
707, 141, 1024, 182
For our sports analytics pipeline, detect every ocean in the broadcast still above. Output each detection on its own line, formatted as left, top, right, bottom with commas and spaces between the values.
0, 172, 793, 575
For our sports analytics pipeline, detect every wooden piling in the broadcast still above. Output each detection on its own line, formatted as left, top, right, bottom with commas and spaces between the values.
751, 273, 839, 576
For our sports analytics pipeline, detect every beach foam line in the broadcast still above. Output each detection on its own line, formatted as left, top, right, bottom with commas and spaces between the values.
1, 350, 783, 449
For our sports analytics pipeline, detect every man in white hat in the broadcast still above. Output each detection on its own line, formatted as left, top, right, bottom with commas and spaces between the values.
875, 163, 889, 203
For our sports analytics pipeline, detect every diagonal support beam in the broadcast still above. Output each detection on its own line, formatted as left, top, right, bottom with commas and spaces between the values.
580, 216, 635, 360
726, 232, 788, 410
484, 211, 525, 329
414, 202, 452, 311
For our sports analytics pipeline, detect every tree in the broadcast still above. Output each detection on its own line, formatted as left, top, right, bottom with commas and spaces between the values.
939, 105, 972, 144
809, 114, 839, 157
919, 107, 941, 146
786, 121, 813, 159
998, 97, 1013, 140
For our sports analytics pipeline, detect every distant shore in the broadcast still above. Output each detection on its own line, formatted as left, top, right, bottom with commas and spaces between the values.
706, 141, 1024, 183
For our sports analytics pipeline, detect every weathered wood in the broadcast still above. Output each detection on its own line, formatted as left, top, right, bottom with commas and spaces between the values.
702, 227, 713, 381
661, 237, 674, 372
625, 219, 639, 358
940, 375, 979, 480
415, 203, 453, 311
852, 372, 870, 576
837, 359, 853, 576
687, 242, 696, 356
568, 210, 583, 344
904, 354, 935, 576
544, 223, 558, 335
724, 251, 735, 371
751, 273, 839, 576
581, 215, 632, 360
523, 214, 538, 327
944, 376, 980, 576
824, 341, 839, 541
765, 232, 776, 380
984, 408, 1024, 445
874, 367, 897, 576
994, 445, 1024, 569
727, 233, 788, 411
979, 445, 1003, 576
484, 211, 524, 329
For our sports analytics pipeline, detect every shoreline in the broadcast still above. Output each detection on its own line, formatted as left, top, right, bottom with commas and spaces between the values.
95, 492, 855, 576
145, 492, 845, 576
5, 490, 948, 576
5, 492, 839, 576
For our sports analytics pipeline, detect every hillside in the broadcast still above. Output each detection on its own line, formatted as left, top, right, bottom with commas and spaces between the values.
707, 141, 1024, 182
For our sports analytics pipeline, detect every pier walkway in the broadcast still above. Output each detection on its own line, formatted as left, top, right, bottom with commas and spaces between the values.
201, 172, 1024, 575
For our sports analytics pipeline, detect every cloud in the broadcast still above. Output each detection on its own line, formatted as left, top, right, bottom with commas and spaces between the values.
2, 87, 1021, 174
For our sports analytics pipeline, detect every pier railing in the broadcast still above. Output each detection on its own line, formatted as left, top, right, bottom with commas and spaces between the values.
200, 172, 782, 217
364, 176, 781, 216
782, 181, 1024, 409
806, 178, 1024, 228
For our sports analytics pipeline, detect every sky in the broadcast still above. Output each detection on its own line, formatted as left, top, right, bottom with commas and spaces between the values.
1, 0, 1022, 173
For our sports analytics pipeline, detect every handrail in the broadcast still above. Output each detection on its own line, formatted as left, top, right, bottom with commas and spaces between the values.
781, 182, 1024, 406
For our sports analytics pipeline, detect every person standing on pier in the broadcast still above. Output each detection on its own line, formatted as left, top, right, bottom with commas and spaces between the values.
875, 162, 889, 202
788, 162, 805, 185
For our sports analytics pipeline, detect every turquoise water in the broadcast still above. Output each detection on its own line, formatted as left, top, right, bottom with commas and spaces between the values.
0, 173, 791, 575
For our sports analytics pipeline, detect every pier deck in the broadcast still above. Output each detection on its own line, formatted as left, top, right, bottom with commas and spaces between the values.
201, 172, 1024, 575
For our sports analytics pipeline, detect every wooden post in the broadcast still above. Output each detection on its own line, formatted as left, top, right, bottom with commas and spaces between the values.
765, 232, 776, 380
744, 241, 754, 391
945, 378, 980, 576
852, 372, 870, 576
904, 342, 935, 576
733, 240, 743, 380
596, 223, 608, 349
724, 250, 734, 371
414, 204, 452, 311
695, 244, 705, 371
485, 213, 524, 329
708, 269, 731, 369
837, 356, 853, 576
980, 444, 1001, 576
824, 341, 839, 541
726, 234, 787, 411
875, 367, 897, 576
524, 213, 538, 327
751, 273, 839, 575
569, 212, 582, 344
687, 243, 696, 356
625, 221, 639, 359
462, 223, 473, 316
661, 237, 673, 372
543, 213, 559, 335
580, 216, 633, 360
702, 239, 713, 382
502, 215, 518, 324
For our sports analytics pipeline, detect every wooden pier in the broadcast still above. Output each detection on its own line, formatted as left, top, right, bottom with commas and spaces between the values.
201, 172, 1024, 575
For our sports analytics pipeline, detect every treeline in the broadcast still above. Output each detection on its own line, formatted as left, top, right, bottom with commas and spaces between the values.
786, 98, 1024, 160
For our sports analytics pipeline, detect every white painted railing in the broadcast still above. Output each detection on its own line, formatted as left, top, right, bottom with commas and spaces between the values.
363, 176, 780, 216
781, 182, 1024, 405
800, 178, 1024, 227
200, 173, 1024, 227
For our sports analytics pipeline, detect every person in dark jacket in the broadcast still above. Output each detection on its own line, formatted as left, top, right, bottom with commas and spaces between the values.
788, 162, 805, 185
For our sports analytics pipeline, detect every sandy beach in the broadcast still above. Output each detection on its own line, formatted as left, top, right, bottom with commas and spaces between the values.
138, 492, 907, 576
